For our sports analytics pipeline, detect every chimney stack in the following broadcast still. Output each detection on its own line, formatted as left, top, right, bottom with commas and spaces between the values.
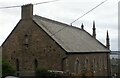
21, 4, 33, 19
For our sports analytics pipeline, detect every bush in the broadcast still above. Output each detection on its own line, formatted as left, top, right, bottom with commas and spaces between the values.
2, 59, 15, 77
35, 68, 57, 77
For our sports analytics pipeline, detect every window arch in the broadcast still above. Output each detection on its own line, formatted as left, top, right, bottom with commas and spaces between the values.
65, 59, 69, 72
16, 59, 19, 76
99, 57, 101, 70
93, 58, 96, 73
24, 34, 29, 47
74, 58, 80, 74
34, 58, 38, 70
66, 59, 68, 67
85, 58, 88, 70
104, 58, 107, 70
102, 58, 106, 70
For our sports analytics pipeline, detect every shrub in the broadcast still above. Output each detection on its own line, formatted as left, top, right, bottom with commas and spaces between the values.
2, 59, 15, 77
35, 68, 57, 77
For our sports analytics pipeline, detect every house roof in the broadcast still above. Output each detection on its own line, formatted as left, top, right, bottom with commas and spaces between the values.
33, 15, 110, 52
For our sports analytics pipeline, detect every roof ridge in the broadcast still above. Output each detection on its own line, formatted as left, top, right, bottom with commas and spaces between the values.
33, 15, 83, 31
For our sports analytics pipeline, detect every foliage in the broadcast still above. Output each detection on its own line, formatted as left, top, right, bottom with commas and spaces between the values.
2, 59, 15, 77
35, 68, 58, 77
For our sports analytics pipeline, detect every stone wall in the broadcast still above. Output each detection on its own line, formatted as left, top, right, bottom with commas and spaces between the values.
64, 53, 110, 76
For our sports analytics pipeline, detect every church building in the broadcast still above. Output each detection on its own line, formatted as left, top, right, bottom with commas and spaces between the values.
2, 4, 111, 77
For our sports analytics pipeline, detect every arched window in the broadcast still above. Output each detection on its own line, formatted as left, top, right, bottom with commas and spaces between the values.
24, 34, 29, 45
65, 59, 69, 72
16, 59, 19, 76
85, 58, 88, 70
34, 59, 38, 70
99, 57, 102, 71
93, 58, 96, 73
74, 58, 80, 74
104, 59, 107, 70
66, 59, 68, 67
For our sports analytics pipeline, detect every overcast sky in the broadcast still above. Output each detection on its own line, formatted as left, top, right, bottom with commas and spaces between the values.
0, 0, 119, 51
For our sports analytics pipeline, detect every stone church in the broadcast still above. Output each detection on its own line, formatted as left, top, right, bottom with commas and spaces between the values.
2, 4, 111, 76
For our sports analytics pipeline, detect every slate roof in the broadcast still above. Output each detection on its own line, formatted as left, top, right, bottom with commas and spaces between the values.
33, 15, 110, 52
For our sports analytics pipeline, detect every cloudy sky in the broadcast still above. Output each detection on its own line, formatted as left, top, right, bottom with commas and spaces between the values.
0, 0, 119, 51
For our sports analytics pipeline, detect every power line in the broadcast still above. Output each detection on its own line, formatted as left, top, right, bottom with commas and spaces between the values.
51, 26, 66, 36
51, 0, 107, 37
70, 0, 107, 25
0, 0, 107, 37
0, 5, 21, 9
0, 0, 60, 9
34, 0, 60, 5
